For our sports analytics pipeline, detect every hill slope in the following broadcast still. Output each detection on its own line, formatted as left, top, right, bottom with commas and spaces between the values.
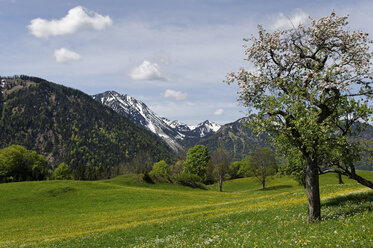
0, 76, 174, 169
0, 172, 372, 247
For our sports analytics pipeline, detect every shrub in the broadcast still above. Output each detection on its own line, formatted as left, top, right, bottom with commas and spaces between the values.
53, 163, 73, 180
142, 172, 154, 184
229, 161, 251, 179
149, 160, 170, 183
237, 161, 252, 178
175, 172, 206, 189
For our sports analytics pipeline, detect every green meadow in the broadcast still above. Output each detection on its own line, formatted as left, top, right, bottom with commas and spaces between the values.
0, 172, 372, 247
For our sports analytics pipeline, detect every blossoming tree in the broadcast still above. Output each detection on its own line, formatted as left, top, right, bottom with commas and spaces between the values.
226, 12, 373, 222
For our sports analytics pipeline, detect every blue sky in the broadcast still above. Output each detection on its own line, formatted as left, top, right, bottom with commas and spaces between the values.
1, 0, 373, 125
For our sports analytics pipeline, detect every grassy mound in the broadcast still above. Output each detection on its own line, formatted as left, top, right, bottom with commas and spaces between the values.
0, 172, 372, 247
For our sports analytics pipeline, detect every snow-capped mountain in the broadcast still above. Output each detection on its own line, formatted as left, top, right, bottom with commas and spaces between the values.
189, 120, 221, 137
93, 91, 221, 151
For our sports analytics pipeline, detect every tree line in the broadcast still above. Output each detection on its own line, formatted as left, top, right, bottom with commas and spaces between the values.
0, 145, 131, 182
0, 143, 279, 190
144, 144, 278, 192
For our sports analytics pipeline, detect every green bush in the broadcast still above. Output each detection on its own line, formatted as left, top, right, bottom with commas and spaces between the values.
149, 160, 170, 183
0, 145, 48, 183
229, 161, 251, 179
53, 163, 73, 180
142, 172, 154, 184
175, 172, 206, 189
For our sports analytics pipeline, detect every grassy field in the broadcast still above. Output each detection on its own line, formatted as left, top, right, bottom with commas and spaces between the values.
0, 172, 372, 247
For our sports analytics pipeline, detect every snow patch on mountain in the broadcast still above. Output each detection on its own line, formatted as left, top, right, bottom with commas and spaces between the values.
93, 91, 221, 151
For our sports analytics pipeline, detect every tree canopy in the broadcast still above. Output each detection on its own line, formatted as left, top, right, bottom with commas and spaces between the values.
227, 12, 373, 222
183, 145, 211, 181
211, 148, 231, 192
149, 160, 170, 182
0, 145, 48, 182
250, 147, 277, 190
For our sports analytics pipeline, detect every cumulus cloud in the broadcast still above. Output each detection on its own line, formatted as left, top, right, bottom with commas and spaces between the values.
129, 61, 169, 81
214, 108, 224, 116
54, 48, 82, 63
28, 6, 112, 38
272, 9, 309, 30
161, 89, 187, 101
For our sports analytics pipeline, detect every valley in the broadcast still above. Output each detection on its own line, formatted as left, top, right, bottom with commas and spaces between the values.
1, 4, 373, 248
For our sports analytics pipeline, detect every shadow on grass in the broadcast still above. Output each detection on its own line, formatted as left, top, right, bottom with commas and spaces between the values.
321, 191, 373, 220
323, 191, 373, 206
256, 185, 292, 191
45, 186, 76, 197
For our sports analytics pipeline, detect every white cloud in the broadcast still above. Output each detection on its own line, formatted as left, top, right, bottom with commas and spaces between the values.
161, 89, 187, 101
28, 6, 112, 38
129, 61, 169, 81
54, 48, 82, 63
214, 108, 224, 116
272, 9, 309, 30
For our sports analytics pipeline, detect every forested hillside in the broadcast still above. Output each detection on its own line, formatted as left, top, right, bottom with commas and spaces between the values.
0, 76, 174, 170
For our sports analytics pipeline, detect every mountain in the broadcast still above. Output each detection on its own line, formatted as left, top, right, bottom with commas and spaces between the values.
91, 91, 373, 167
198, 117, 373, 170
196, 117, 271, 161
93, 91, 184, 151
189, 120, 221, 137
93, 91, 221, 151
0, 76, 174, 170
179, 120, 223, 148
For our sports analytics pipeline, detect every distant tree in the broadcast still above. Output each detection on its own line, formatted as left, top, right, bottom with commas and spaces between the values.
229, 160, 251, 179
149, 160, 170, 182
175, 172, 206, 189
228, 161, 242, 179
0, 145, 48, 182
183, 145, 210, 182
211, 148, 231, 192
237, 161, 252, 178
53, 163, 73, 180
250, 148, 277, 190
31, 156, 49, 181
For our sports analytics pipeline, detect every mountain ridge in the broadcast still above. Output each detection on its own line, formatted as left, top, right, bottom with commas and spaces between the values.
93, 90, 221, 151
93, 91, 373, 169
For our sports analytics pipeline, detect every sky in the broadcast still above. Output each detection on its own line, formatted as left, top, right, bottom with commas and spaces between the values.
1, 0, 373, 125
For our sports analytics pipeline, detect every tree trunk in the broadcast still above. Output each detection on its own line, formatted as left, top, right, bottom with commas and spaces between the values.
338, 173, 344, 184
306, 158, 321, 222
262, 177, 265, 190
219, 176, 223, 192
